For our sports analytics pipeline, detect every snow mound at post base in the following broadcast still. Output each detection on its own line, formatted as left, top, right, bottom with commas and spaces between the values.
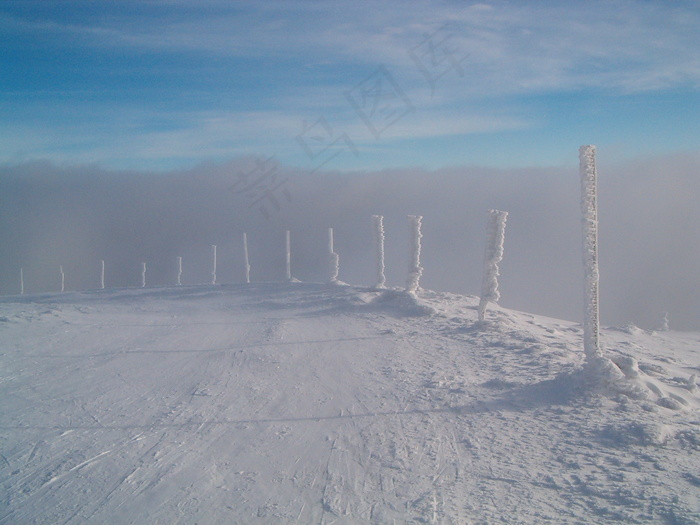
363, 288, 436, 317
1, 283, 699, 524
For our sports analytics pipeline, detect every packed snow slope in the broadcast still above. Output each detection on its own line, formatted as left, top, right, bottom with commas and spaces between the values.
1, 283, 699, 524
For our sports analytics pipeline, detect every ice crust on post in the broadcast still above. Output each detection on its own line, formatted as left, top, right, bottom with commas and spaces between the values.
101, 260, 105, 290
478, 209, 508, 322
579, 145, 636, 394
243, 233, 251, 284
580, 145, 603, 363
328, 228, 340, 283
176, 256, 182, 286
405, 215, 423, 294
141, 262, 147, 288
372, 215, 386, 289
211, 245, 217, 285
285, 230, 292, 282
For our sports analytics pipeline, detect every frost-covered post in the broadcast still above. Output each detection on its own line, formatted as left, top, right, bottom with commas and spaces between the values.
405, 215, 423, 294
478, 209, 508, 322
60, 265, 65, 292
20, 267, 24, 295
211, 245, 217, 285
285, 230, 292, 281
328, 228, 340, 283
141, 262, 147, 288
100, 260, 105, 290
176, 256, 183, 286
579, 145, 604, 364
243, 233, 251, 284
372, 215, 386, 289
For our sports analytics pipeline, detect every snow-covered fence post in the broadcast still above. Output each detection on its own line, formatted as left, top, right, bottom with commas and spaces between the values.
285, 230, 292, 281
176, 256, 183, 286
578, 146, 630, 389
60, 265, 65, 292
211, 245, 217, 285
478, 209, 508, 322
372, 215, 386, 289
243, 233, 251, 284
405, 215, 423, 294
328, 228, 340, 283
141, 262, 147, 288
660, 311, 670, 331
100, 260, 105, 290
20, 267, 24, 295
579, 145, 604, 364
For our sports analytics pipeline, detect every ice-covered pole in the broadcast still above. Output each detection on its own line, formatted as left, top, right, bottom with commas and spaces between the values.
405, 215, 423, 294
285, 230, 292, 281
100, 260, 105, 290
328, 228, 340, 283
372, 215, 386, 289
243, 233, 251, 284
141, 262, 147, 288
20, 267, 24, 295
60, 265, 65, 292
211, 245, 217, 285
478, 209, 508, 322
176, 256, 183, 286
579, 145, 604, 363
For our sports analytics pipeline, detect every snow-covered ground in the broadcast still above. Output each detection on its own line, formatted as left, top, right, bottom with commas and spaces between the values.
1, 283, 699, 524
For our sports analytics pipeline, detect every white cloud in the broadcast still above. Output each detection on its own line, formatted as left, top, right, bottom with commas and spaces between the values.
2, 1, 698, 170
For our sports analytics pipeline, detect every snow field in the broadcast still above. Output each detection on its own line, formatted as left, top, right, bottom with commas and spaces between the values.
0, 283, 699, 523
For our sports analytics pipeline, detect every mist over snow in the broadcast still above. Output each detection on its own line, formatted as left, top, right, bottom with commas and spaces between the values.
1, 151, 699, 330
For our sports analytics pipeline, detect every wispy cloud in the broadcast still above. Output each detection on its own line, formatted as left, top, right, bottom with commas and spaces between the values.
1, 1, 698, 170
4, 0, 699, 94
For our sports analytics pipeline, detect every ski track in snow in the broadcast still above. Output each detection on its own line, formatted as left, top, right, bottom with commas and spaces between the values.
0, 283, 699, 524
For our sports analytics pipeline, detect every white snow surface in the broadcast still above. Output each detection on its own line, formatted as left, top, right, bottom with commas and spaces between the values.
1, 283, 699, 524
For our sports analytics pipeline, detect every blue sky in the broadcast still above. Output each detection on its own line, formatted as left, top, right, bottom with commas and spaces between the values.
1, 0, 699, 172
